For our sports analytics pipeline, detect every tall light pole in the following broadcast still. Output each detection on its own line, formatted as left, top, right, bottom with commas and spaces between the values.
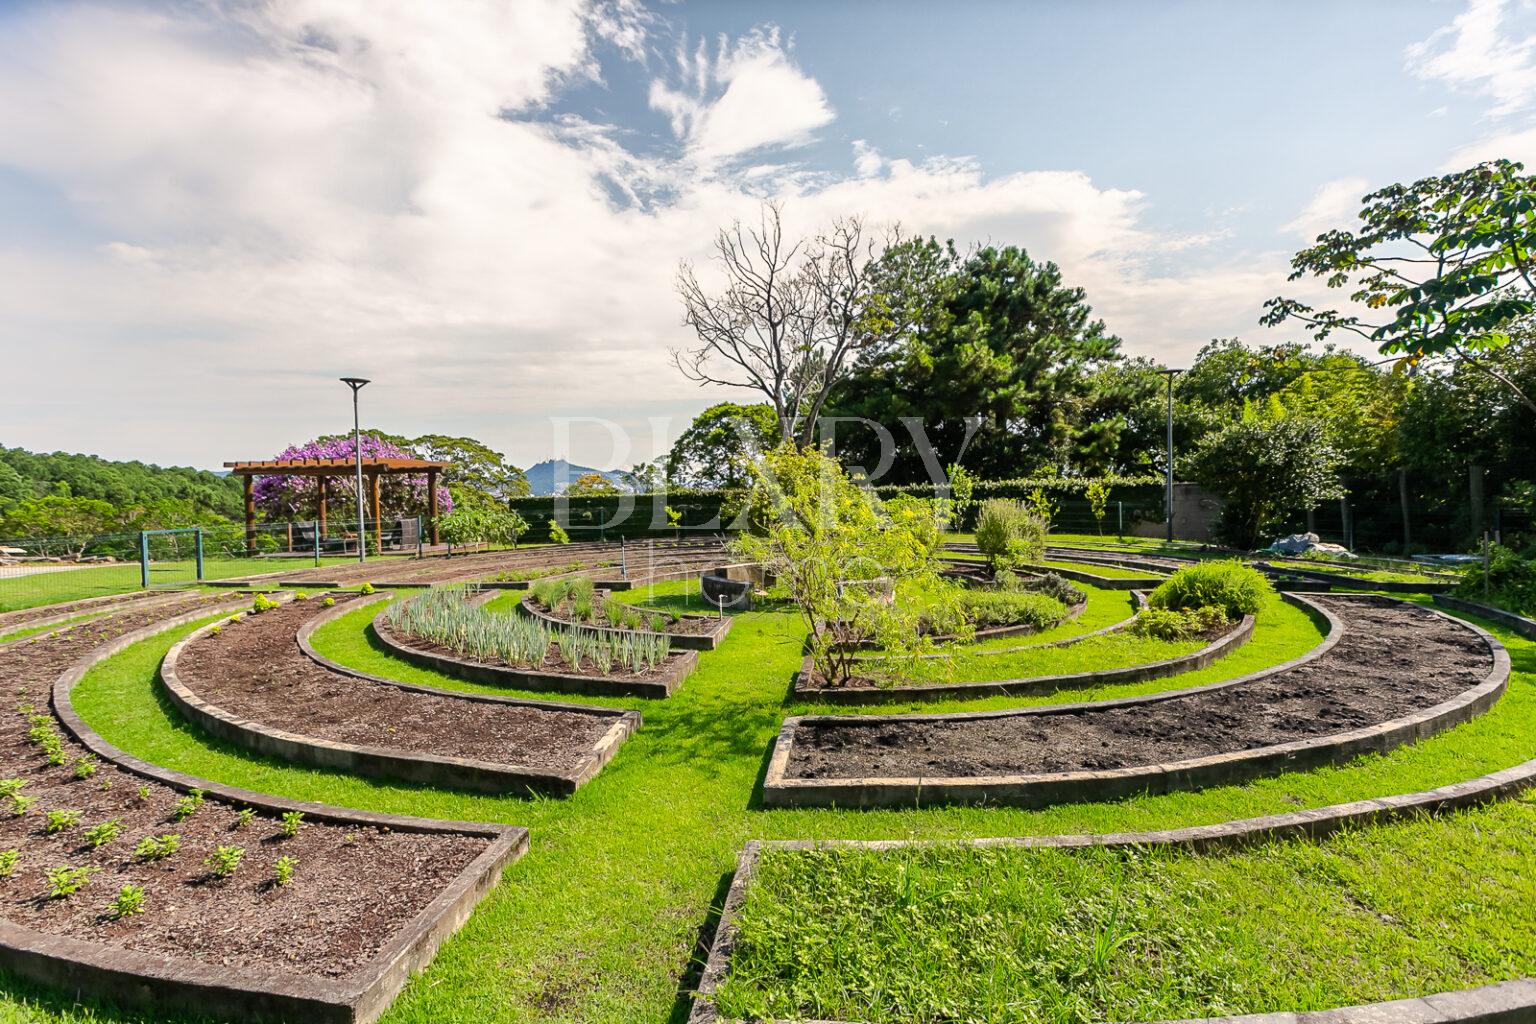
1156, 368, 1183, 543
340, 377, 370, 563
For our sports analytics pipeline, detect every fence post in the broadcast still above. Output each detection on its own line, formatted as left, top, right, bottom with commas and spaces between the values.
1398, 468, 1412, 551
1494, 506, 1502, 546
620, 536, 627, 581
313, 520, 321, 567
194, 529, 204, 582
139, 531, 149, 590
1483, 531, 1490, 601
1116, 501, 1123, 539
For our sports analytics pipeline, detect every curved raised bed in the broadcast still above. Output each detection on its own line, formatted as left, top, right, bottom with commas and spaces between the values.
370, 602, 698, 699
693, 753, 1536, 1024
1255, 561, 1453, 594
1434, 593, 1536, 640
764, 595, 1509, 809
794, 600, 1257, 706
162, 596, 640, 794
1014, 561, 1164, 590
9, 595, 530, 1024
517, 592, 733, 651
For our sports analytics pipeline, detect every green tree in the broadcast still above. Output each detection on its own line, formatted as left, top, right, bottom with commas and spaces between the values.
1189, 403, 1344, 550
438, 490, 529, 551
665, 402, 779, 489
730, 444, 939, 684
565, 473, 620, 497
0, 496, 122, 556
409, 435, 529, 501
1263, 159, 1536, 415
827, 239, 1122, 481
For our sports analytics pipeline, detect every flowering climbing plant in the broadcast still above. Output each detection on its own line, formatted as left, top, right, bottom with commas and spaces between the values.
252, 433, 453, 524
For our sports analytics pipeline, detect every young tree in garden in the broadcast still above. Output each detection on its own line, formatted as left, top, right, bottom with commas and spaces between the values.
1189, 402, 1344, 550
437, 490, 528, 551
665, 402, 780, 489
674, 201, 903, 445
1263, 159, 1536, 415
1086, 480, 1111, 536
730, 444, 939, 685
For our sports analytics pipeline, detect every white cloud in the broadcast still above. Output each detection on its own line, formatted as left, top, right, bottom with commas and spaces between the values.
1407, 0, 1536, 117
1444, 125, 1536, 167
1283, 177, 1370, 240
648, 27, 834, 164
0, 2, 1309, 469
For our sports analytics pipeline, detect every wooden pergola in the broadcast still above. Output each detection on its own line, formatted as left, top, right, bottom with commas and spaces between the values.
224, 457, 450, 555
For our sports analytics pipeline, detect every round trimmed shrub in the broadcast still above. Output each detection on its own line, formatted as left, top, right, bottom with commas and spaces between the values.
1148, 561, 1271, 618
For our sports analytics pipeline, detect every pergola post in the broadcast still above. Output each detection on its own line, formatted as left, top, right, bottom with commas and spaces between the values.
426, 468, 440, 546
370, 472, 383, 555
318, 476, 329, 538
243, 475, 256, 557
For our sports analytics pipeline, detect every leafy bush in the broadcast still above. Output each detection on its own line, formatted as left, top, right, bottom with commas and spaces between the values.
548, 519, 570, 544
204, 845, 244, 878
108, 884, 146, 919
46, 865, 93, 899
952, 590, 1067, 629
172, 789, 204, 821
1456, 544, 1536, 615
1014, 571, 1085, 607
1148, 561, 1272, 618
275, 854, 299, 887
974, 500, 1047, 570
134, 834, 180, 861
0, 849, 17, 876
1132, 605, 1230, 641
82, 818, 123, 849
44, 809, 81, 834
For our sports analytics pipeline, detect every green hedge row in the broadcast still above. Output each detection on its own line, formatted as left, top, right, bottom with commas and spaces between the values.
508, 479, 1167, 543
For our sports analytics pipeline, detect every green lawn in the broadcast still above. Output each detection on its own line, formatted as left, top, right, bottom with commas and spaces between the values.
1035, 559, 1166, 580
720, 797, 1536, 1022
9, 591, 1531, 1023
0, 556, 362, 613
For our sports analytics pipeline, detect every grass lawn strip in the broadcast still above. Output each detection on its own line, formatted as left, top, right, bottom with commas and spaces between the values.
0, 594, 1524, 1023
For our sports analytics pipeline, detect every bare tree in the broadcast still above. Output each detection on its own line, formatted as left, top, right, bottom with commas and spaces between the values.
673, 201, 894, 445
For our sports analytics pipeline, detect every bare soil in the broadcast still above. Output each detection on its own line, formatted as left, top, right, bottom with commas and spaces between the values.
0, 590, 193, 633
785, 597, 1494, 779
177, 597, 616, 771
0, 597, 488, 980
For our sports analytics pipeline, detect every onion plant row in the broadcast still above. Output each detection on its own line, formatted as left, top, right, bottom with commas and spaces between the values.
384, 587, 671, 675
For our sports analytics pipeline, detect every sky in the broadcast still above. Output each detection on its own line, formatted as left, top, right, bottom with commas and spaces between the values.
2, 0, 1536, 472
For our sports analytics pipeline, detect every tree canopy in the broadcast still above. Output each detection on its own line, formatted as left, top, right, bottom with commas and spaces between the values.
665, 402, 779, 490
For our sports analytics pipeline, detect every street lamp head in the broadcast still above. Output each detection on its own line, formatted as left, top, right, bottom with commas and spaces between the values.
339, 376, 370, 390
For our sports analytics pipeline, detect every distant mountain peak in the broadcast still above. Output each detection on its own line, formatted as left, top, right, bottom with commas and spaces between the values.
523, 459, 629, 496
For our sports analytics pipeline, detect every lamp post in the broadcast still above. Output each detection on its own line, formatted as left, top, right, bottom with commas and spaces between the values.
340, 377, 370, 563
1156, 368, 1183, 543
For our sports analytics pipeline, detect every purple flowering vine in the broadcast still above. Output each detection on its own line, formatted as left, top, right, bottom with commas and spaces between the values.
252, 434, 453, 524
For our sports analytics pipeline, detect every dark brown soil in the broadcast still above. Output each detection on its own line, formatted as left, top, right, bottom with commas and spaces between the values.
528, 592, 718, 637
0, 590, 193, 633
0, 598, 488, 980
785, 596, 1494, 779
177, 597, 614, 771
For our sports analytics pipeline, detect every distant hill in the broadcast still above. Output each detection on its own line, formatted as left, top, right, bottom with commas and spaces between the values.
0, 445, 241, 520
524, 459, 629, 496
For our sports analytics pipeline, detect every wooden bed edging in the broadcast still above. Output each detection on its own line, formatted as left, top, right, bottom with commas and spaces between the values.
762, 596, 1510, 809
792, 605, 1255, 706
691, 755, 1536, 1024
1255, 561, 1454, 594
1434, 593, 1536, 641
41, 596, 529, 1024
161, 597, 639, 795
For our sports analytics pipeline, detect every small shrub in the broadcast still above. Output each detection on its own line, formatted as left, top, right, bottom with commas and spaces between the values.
44, 809, 82, 834
44, 741, 66, 766
134, 834, 181, 861
171, 789, 204, 822
251, 593, 279, 614
209, 625, 221, 636
274, 855, 298, 887
359, 582, 375, 595
9, 794, 36, 817
322, 596, 335, 608
107, 884, 146, 919
1020, 572, 1086, 607
46, 865, 93, 899
82, 818, 123, 849
1457, 544, 1536, 616
280, 811, 304, 838
974, 499, 1047, 570
71, 755, 97, 780
0, 849, 18, 876
135, 785, 150, 802
204, 845, 244, 878
0, 779, 25, 798
235, 807, 255, 829
1132, 605, 1230, 641
548, 519, 570, 545
1149, 561, 1272, 618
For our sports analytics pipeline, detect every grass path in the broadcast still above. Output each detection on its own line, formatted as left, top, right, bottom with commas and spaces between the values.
2, 594, 1531, 1022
